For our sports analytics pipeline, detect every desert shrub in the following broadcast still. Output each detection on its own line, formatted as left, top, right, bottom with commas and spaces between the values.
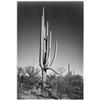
17, 66, 83, 99
46, 74, 57, 89
17, 66, 41, 93
65, 75, 83, 99
46, 75, 65, 98
56, 76, 65, 98
46, 74, 83, 99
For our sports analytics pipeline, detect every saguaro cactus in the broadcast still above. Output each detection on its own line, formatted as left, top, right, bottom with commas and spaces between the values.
39, 7, 60, 91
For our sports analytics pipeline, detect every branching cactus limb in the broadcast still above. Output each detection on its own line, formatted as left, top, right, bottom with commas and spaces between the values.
45, 30, 51, 66
46, 67, 61, 76
49, 40, 58, 67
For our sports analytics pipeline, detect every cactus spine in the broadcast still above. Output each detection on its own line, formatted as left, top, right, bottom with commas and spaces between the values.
39, 7, 60, 91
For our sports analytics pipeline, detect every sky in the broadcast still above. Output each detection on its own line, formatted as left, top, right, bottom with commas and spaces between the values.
17, 2, 83, 75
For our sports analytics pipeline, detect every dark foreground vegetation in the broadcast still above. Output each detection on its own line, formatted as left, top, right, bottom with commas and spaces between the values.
17, 66, 83, 99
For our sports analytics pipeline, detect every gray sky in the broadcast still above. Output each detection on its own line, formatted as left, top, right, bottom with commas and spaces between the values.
17, 2, 83, 75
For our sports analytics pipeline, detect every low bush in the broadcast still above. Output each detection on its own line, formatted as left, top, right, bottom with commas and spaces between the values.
17, 66, 83, 99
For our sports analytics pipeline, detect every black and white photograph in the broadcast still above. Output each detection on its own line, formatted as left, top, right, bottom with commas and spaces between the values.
17, 1, 83, 99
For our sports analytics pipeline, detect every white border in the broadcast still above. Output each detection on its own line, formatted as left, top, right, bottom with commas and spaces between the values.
0, 0, 100, 100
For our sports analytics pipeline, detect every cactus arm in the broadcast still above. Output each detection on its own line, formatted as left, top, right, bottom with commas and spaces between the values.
45, 38, 48, 64
45, 31, 52, 66
46, 21, 49, 37
45, 21, 49, 63
46, 67, 61, 76
45, 48, 50, 66
49, 40, 58, 67
50, 30, 52, 49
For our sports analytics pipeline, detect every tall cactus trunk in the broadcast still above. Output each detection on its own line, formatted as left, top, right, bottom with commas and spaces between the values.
39, 7, 47, 91
39, 7, 59, 92
42, 69, 47, 91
